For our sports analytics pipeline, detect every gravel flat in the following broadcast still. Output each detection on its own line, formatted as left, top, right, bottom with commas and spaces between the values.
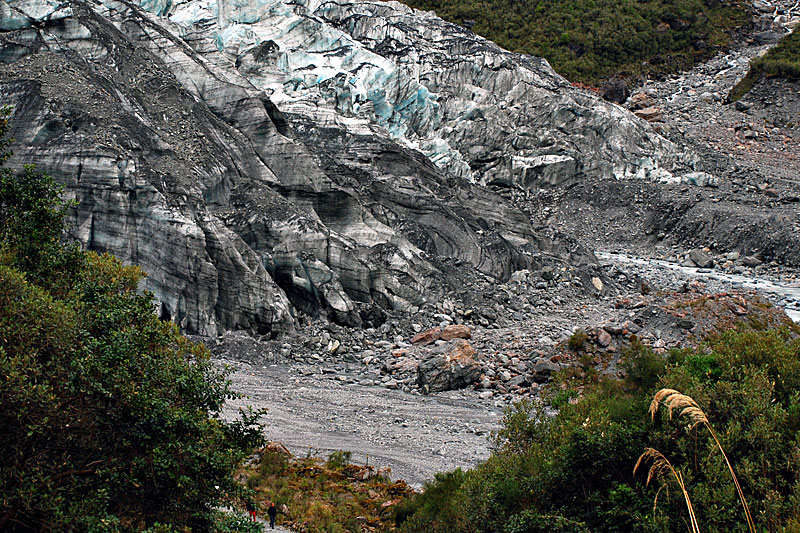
222, 360, 503, 488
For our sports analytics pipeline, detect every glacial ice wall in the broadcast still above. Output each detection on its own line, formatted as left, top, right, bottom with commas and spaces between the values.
131, 0, 700, 188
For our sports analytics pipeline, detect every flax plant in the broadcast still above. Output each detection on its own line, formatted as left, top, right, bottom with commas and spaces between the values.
648, 388, 756, 533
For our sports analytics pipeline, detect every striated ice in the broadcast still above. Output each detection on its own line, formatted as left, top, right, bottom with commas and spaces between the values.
102, 0, 699, 188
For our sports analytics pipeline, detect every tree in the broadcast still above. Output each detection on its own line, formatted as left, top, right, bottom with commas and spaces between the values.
0, 106, 264, 531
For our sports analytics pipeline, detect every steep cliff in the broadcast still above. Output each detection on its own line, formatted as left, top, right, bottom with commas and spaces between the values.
0, 0, 702, 336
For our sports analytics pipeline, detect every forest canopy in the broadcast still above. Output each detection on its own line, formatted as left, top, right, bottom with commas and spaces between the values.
400, 0, 749, 84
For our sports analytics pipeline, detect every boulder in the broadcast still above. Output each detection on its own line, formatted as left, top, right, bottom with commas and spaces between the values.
634, 107, 663, 122
509, 270, 530, 283
417, 339, 481, 393
591, 277, 604, 292
742, 256, 762, 267
596, 329, 612, 348
628, 92, 656, 110
601, 77, 629, 104
689, 249, 714, 268
531, 358, 560, 382
440, 324, 472, 341
411, 327, 442, 346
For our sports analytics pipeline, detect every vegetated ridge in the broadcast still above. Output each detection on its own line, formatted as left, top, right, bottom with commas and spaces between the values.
394, 322, 800, 532
729, 28, 800, 101
398, 0, 749, 83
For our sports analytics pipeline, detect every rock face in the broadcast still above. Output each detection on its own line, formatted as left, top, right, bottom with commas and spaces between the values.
0, 0, 705, 336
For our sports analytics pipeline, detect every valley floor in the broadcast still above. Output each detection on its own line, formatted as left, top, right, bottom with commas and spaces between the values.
219, 24, 800, 498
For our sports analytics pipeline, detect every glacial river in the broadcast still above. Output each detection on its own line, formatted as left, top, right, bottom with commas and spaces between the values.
596, 252, 800, 323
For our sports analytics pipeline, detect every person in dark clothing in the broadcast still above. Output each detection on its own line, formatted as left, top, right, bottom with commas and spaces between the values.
267, 502, 277, 529
245, 500, 257, 522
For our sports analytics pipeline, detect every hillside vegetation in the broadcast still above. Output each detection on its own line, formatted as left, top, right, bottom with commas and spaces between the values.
0, 106, 263, 531
729, 29, 800, 100
395, 325, 800, 532
242, 446, 414, 532
401, 0, 748, 84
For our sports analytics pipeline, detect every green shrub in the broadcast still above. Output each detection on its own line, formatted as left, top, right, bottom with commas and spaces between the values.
395, 469, 470, 531
398, 326, 800, 532
550, 388, 579, 410
505, 511, 589, 533
259, 449, 290, 477
621, 338, 667, 391
568, 329, 588, 350
0, 107, 265, 530
326, 450, 353, 470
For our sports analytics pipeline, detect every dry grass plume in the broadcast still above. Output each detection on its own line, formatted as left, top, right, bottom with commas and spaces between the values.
648, 388, 755, 533
634, 447, 700, 533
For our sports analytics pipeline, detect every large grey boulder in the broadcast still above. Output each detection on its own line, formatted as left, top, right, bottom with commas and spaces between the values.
417, 339, 481, 392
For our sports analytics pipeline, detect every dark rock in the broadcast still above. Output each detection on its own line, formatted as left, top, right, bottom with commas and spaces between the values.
507, 374, 529, 388
735, 100, 751, 112
754, 31, 781, 45
677, 319, 694, 330
531, 358, 560, 382
541, 266, 556, 281
602, 78, 630, 104
742, 256, 762, 267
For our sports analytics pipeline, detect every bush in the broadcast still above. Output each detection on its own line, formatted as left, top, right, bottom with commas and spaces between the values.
0, 107, 265, 530
394, 469, 470, 531
621, 338, 667, 391
398, 325, 800, 532
326, 450, 353, 470
505, 511, 589, 533
568, 329, 588, 350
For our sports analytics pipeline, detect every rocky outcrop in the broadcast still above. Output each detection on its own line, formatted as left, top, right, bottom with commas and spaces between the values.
0, 0, 706, 336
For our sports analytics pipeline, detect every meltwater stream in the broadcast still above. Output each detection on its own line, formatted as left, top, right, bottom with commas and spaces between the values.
597, 252, 800, 323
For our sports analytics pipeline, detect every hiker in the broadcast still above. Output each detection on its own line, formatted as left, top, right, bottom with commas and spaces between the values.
267, 501, 278, 529
245, 500, 257, 522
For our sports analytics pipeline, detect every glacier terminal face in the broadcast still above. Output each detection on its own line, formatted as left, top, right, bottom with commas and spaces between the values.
0, 0, 700, 335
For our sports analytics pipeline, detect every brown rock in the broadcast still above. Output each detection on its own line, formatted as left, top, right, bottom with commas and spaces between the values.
634, 107, 663, 122
264, 441, 292, 456
628, 92, 656, 110
440, 324, 472, 341
411, 326, 441, 345
353, 468, 376, 481
596, 328, 612, 348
